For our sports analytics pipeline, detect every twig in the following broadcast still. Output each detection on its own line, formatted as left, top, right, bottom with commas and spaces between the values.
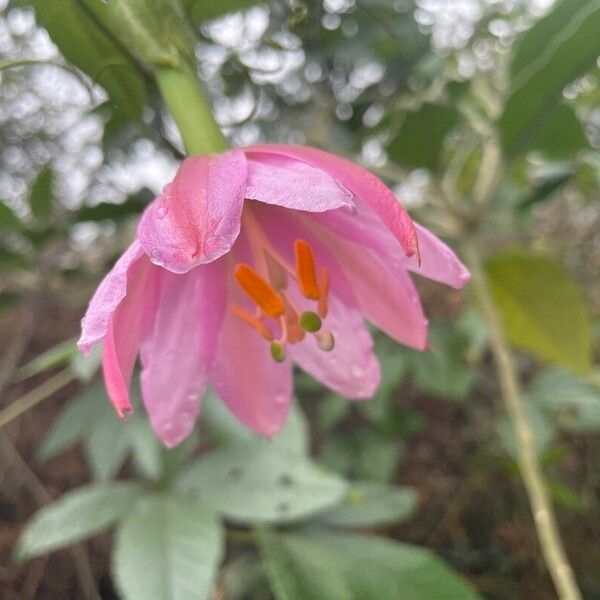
0, 305, 101, 599
0, 434, 101, 600
463, 239, 581, 600
0, 368, 76, 431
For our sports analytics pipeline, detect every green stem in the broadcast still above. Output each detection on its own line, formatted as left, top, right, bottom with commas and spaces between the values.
463, 239, 581, 600
0, 368, 75, 431
154, 62, 228, 155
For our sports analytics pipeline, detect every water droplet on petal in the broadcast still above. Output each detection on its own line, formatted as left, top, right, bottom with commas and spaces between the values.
156, 205, 168, 218
275, 393, 288, 405
351, 365, 364, 379
150, 249, 164, 265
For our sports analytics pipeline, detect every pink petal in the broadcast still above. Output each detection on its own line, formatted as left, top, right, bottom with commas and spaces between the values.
244, 144, 418, 258
407, 223, 470, 289
317, 219, 428, 349
78, 241, 145, 355
244, 151, 354, 212
101, 255, 157, 419
251, 203, 359, 310
139, 259, 228, 447
315, 205, 469, 289
138, 150, 247, 274
208, 233, 293, 436
289, 294, 380, 399
256, 204, 428, 350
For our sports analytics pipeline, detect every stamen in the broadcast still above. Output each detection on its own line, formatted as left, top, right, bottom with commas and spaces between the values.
282, 296, 305, 343
316, 331, 335, 351
270, 340, 286, 362
299, 310, 322, 333
294, 240, 320, 300
264, 250, 288, 290
234, 263, 285, 318
318, 267, 329, 318
231, 304, 274, 341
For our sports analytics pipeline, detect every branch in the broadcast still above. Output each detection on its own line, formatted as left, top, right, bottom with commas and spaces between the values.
463, 239, 581, 600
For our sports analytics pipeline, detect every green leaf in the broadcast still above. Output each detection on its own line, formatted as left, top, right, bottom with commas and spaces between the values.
0, 202, 22, 229
181, 0, 260, 23
112, 494, 223, 600
516, 104, 588, 159
32, 0, 147, 119
28, 167, 54, 221
73, 192, 149, 223
496, 404, 553, 459
321, 431, 402, 483
257, 530, 482, 600
0, 245, 30, 272
518, 164, 574, 211
104, 0, 195, 67
317, 482, 418, 529
179, 443, 347, 524
407, 322, 475, 402
510, 0, 592, 82
70, 343, 102, 383
486, 251, 592, 374
38, 382, 109, 461
546, 478, 586, 511
129, 418, 163, 480
317, 394, 350, 433
500, 0, 600, 156
202, 391, 309, 455
85, 410, 131, 480
16, 482, 143, 561
387, 102, 459, 171
529, 368, 600, 432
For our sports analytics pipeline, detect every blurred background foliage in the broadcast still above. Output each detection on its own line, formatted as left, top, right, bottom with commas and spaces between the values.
0, 0, 599, 598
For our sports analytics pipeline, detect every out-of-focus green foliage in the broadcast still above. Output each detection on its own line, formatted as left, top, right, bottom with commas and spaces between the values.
257, 529, 481, 600
2, 0, 599, 598
486, 251, 592, 374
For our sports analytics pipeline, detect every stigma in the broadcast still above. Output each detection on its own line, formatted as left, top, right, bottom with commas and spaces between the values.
231, 236, 334, 362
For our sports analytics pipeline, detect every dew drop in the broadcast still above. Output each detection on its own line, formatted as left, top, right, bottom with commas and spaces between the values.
150, 249, 164, 265
156, 205, 168, 218
351, 365, 364, 379
274, 393, 288, 405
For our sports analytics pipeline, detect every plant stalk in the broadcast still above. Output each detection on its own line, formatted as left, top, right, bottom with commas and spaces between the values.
463, 238, 581, 600
0, 368, 75, 431
154, 62, 228, 155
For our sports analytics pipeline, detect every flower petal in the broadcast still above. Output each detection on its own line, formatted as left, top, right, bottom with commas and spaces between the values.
314, 205, 469, 289
101, 255, 157, 419
290, 295, 380, 399
209, 233, 293, 436
78, 241, 145, 355
244, 151, 354, 212
244, 144, 418, 258
139, 259, 228, 447
138, 150, 247, 274
303, 212, 428, 349
407, 223, 470, 289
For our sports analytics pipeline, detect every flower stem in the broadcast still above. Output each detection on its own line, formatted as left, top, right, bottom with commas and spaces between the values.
0, 368, 75, 431
463, 238, 581, 600
154, 62, 228, 155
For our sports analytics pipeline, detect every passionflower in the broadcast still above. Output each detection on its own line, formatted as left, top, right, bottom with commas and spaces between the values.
78, 144, 469, 447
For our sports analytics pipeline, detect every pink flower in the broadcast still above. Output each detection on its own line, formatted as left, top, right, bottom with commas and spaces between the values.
78, 145, 469, 447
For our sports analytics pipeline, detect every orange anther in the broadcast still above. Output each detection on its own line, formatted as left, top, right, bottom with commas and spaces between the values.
231, 304, 275, 341
294, 239, 320, 300
318, 267, 329, 318
234, 264, 285, 318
